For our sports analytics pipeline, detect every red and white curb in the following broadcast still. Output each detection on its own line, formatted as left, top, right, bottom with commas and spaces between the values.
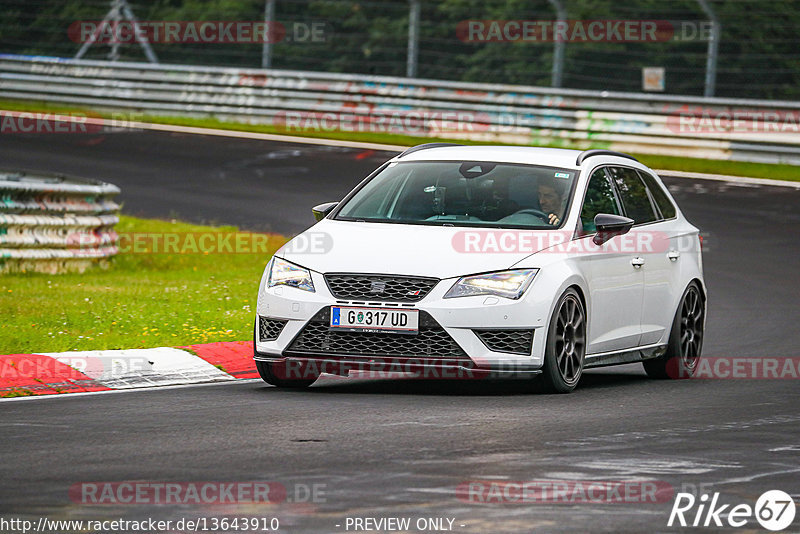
0, 341, 258, 398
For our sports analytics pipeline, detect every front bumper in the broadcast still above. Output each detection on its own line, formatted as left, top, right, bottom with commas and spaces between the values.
255, 270, 549, 376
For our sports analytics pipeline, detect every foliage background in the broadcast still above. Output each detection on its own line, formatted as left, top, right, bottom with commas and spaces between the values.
2, 0, 799, 99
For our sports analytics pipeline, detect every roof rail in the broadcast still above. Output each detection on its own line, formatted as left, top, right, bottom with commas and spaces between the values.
397, 143, 464, 158
576, 150, 639, 166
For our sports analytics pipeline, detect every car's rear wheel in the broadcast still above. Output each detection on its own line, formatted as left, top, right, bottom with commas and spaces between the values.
539, 288, 586, 393
643, 282, 705, 379
255, 360, 318, 388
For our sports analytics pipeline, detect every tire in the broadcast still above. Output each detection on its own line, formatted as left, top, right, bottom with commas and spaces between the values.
538, 288, 587, 393
643, 282, 705, 379
255, 360, 318, 388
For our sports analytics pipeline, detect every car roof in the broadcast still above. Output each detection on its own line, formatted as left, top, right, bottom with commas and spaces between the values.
393, 145, 643, 171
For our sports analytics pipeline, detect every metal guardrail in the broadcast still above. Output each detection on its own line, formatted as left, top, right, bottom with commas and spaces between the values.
0, 170, 120, 274
1, 54, 800, 164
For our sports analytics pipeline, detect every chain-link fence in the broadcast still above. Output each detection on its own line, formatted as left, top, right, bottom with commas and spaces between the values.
2, 0, 799, 100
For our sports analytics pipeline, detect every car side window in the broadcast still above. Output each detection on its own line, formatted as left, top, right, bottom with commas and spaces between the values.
606, 167, 658, 225
580, 168, 620, 233
637, 170, 677, 219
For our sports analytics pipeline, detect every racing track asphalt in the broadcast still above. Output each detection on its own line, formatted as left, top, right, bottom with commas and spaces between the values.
1, 129, 799, 532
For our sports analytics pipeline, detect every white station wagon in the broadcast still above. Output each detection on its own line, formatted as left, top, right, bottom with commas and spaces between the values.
255, 145, 705, 392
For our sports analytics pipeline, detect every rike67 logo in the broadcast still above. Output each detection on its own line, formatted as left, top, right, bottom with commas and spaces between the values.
669, 490, 796, 531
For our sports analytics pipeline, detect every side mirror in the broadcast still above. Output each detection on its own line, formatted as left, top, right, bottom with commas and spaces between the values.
593, 213, 634, 245
312, 202, 338, 222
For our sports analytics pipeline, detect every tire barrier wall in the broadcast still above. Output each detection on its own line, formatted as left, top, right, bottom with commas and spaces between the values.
0, 170, 120, 274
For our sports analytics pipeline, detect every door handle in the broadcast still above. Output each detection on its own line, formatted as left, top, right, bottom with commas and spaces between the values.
631, 257, 645, 268
667, 250, 681, 261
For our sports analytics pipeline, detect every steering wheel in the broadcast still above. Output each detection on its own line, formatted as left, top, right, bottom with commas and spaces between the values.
508, 208, 549, 221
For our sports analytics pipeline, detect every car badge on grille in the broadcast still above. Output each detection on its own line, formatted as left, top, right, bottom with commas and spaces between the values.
370, 281, 386, 293
407, 290, 421, 296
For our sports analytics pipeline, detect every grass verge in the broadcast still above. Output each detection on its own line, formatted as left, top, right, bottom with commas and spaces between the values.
1, 388, 35, 398
0, 216, 284, 354
2, 99, 798, 182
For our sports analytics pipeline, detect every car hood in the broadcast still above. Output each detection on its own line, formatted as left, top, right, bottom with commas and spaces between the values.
276, 219, 555, 279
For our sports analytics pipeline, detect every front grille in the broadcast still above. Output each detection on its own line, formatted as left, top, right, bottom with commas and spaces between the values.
259, 316, 287, 341
474, 329, 534, 355
324, 273, 439, 303
287, 308, 467, 359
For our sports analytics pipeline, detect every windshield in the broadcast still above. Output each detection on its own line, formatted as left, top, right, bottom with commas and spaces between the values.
335, 161, 578, 229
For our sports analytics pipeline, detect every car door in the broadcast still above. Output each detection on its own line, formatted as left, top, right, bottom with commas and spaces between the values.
577, 167, 644, 354
605, 166, 665, 347
635, 169, 682, 345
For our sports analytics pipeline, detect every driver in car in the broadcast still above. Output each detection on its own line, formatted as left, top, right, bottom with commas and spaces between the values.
538, 181, 566, 226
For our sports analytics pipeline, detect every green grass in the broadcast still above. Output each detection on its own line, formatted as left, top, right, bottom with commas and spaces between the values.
627, 154, 799, 181
0, 216, 284, 354
1, 388, 35, 398
2, 98, 798, 182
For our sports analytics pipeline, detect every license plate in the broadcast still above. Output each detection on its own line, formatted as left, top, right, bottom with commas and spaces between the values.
330, 306, 419, 334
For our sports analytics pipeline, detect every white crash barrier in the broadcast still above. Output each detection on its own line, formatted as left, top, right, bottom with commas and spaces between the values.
1, 54, 799, 164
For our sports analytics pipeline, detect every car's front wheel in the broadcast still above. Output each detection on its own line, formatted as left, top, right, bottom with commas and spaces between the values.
256, 360, 318, 388
539, 288, 586, 393
643, 281, 705, 379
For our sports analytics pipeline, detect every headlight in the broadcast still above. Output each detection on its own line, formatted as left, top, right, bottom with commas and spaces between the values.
267, 257, 315, 292
444, 269, 538, 300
